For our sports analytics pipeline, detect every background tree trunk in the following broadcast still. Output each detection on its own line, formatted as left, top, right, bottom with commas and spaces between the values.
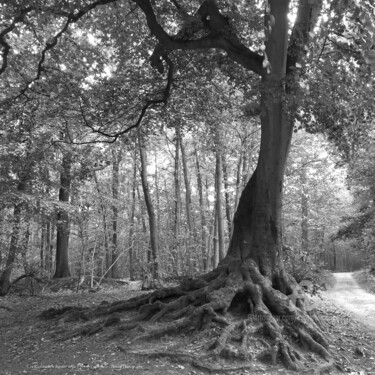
300, 164, 309, 253
180, 137, 194, 235
93, 172, 110, 278
222, 154, 232, 235
173, 125, 182, 273
128, 148, 137, 281
138, 130, 159, 280
111, 149, 122, 279
54, 149, 72, 279
0, 187, 25, 295
215, 149, 225, 263
194, 147, 207, 271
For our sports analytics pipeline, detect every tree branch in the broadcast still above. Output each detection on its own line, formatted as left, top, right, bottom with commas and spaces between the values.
70, 56, 174, 144
0, 7, 33, 75
287, 0, 323, 74
134, 0, 265, 76
11, 0, 120, 96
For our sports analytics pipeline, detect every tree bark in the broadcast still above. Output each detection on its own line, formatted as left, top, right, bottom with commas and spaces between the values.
174, 125, 182, 259
215, 150, 225, 263
40, 212, 46, 270
226, 0, 291, 279
111, 148, 122, 279
180, 136, 194, 235
128, 149, 137, 281
222, 154, 232, 235
93, 172, 110, 278
54, 149, 72, 279
138, 129, 159, 279
300, 164, 309, 253
194, 146, 207, 271
0, 187, 24, 295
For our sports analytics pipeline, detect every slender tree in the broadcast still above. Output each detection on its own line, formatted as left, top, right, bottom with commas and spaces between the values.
111, 148, 122, 279
138, 129, 159, 280
54, 147, 72, 278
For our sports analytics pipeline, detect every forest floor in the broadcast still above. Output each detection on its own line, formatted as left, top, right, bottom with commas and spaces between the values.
0, 275, 375, 375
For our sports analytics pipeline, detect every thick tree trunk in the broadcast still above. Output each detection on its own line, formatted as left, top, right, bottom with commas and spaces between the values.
54, 150, 72, 279
226, 0, 291, 279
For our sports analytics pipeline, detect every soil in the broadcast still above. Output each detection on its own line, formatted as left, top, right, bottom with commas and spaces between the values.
0, 276, 375, 375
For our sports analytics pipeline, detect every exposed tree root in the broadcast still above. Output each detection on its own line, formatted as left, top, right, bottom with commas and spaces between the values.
41, 259, 334, 373
118, 347, 260, 373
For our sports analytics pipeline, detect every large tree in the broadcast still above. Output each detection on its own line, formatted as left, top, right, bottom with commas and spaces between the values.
2, 0, 375, 371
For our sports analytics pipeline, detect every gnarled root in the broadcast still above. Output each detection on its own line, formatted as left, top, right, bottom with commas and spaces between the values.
41, 259, 333, 373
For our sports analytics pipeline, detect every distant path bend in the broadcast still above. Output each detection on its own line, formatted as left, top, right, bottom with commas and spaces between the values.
324, 272, 375, 330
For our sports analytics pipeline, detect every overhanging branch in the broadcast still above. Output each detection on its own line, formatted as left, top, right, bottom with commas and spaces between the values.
134, 0, 265, 76
68, 56, 175, 144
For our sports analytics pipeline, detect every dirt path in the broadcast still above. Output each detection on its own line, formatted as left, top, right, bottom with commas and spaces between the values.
324, 272, 375, 330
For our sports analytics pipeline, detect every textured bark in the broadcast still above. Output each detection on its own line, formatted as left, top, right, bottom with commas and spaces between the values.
174, 126, 181, 261
111, 149, 122, 279
0, 196, 24, 295
226, 0, 291, 279
54, 150, 72, 279
300, 165, 309, 253
180, 137, 194, 236
40, 212, 46, 270
93, 172, 110, 278
215, 151, 225, 263
138, 130, 159, 279
128, 149, 137, 281
222, 154, 232, 235
194, 147, 208, 271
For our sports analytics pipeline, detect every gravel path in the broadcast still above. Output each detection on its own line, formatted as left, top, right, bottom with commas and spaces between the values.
325, 272, 375, 330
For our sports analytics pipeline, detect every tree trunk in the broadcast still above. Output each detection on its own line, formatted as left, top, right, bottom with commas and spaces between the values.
300, 165, 309, 253
194, 146, 207, 271
138, 130, 159, 280
154, 148, 161, 232
54, 149, 72, 278
111, 149, 122, 279
174, 125, 182, 260
226, 0, 291, 279
180, 136, 194, 235
0, 191, 24, 296
40, 212, 46, 270
93, 172, 111, 278
222, 154, 232, 235
46, 221, 53, 276
128, 150, 137, 281
215, 149, 225, 263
